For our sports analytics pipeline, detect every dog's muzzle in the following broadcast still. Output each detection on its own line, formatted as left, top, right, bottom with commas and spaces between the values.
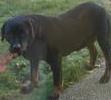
10, 43, 22, 55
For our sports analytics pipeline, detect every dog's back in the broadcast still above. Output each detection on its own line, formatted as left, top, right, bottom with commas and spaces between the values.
44, 2, 108, 55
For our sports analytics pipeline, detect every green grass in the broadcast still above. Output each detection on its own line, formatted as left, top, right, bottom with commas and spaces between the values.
62, 49, 89, 88
0, 0, 99, 25
0, 0, 102, 100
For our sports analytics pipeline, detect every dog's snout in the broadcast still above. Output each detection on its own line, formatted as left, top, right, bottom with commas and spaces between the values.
10, 43, 22, 54
12, 44, 21, 49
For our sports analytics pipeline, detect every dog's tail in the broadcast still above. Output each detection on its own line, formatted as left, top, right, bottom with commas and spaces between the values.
97, 12, 111, 57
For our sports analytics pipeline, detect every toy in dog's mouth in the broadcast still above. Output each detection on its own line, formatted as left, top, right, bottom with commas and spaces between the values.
0, 52, 18, 72
3, 52, 18, 64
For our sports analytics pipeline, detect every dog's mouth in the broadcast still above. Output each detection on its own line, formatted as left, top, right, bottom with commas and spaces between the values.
10, 44, 22, 55
10, 47, 22, 55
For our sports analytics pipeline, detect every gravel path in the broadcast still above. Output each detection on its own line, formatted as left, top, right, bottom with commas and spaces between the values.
59, 59, 111, 100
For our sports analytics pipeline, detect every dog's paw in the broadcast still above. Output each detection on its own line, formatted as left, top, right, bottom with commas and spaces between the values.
84, 63, 96, 70
20, 80, 34, 94
48, 87, 63, 100
99, 74, 110, 84
48, 94, 59, 100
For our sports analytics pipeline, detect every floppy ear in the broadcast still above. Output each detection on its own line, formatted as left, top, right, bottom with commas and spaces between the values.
1, 23, 6, 41
27, 19, 35, 39
25, 18, 43, 40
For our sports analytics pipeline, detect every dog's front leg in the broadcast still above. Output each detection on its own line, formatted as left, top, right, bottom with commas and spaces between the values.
47, 52, 63, 100
30, 60, 39, 87
20, 60, 39, 94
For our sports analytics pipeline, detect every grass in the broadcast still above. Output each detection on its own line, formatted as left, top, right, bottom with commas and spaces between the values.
62, 49, 89, 88
0, 0, 103, 100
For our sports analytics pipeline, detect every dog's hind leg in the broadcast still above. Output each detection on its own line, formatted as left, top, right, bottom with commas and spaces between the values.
98, 38, 111, 83
97, 19, 111, 83
87, 43, 98, 70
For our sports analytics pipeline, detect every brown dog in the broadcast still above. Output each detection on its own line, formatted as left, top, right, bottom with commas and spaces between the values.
1, 2, 111, 100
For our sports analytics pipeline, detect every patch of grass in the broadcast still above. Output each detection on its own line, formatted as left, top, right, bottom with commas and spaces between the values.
0, 57, 29, 96
62, 49, 89, 88
0, 0, 99, 18
0, 74, 19, 97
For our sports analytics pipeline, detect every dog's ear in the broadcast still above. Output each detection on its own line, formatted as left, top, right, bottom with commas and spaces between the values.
23, 18, 36, 40
27, 19, 35, 39
25, 18, 43, 40
1, 23, 6, 42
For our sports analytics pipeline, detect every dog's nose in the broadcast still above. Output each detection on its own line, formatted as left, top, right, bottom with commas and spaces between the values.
12, 44, 21, 49
10, 43, 22, 54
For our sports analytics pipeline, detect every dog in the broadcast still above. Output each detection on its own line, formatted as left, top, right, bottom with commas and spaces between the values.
1, 2, 111, 100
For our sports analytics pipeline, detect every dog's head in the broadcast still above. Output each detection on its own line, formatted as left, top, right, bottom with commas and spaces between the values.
1, 16, 35, 55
